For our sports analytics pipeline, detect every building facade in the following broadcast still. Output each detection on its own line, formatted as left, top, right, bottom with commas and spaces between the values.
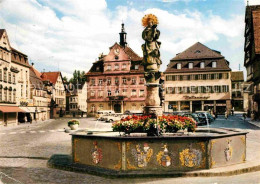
244, 5, 260, 119
164, 42, 232, 114
231, 71, 244, 111
41, 72, 66, 118
66, 82, 87, 117
29, 65, 50, 121
11, 47, 32, 123
86, 24, 146, 115
0, 29, 25, 126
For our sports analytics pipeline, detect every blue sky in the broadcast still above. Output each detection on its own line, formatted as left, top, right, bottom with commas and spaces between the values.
0, 0, 259, 78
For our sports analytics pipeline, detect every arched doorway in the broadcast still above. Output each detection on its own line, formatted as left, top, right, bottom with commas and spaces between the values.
114, 103, 121, 113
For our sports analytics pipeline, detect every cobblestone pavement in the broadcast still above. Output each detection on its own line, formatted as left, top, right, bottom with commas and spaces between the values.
0, 116, 260, 183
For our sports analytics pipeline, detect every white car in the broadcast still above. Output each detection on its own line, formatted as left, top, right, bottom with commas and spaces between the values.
105, 115, 121, 123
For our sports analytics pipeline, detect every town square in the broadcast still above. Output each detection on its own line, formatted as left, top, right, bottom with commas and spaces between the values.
0, 0, 260, 183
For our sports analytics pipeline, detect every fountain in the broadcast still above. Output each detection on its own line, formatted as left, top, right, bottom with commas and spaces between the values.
49, 14, 248, 176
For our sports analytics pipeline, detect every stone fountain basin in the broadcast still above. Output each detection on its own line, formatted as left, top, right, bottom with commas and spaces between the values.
71, 128, 247, 173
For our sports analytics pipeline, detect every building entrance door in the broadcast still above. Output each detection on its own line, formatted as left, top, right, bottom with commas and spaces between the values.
192, 101, 201, 112
114, 103, 121, 113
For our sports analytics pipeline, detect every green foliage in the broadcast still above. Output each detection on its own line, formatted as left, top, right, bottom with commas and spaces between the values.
68, 119, 80, 126
69, 70, 86, 84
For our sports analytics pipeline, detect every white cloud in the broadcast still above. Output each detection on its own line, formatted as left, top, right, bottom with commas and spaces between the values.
244, 0, 260, 5
0, 0, 245, 77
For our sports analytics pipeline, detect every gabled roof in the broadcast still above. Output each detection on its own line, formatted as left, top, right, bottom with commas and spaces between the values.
165, 42, 231, 73
29, 67, 43, 88
30, 66, 42, 79
104, 42, 142, 62
0, 29, 5, 38
231, 71, 244, 82
41, 72, 61, 85
171, 42, 224, 61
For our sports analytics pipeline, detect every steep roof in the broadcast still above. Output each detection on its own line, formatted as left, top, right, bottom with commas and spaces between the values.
29, 67, 43, 88
171, 42, 224, 61
124, 46, 142, 61
0, 29, 5, 38
252, 10, 260, 54
165, 42, 231, 73
11, 47, 30, 67
30, 66, 42, 79
231, 71, 244, 82
41, 72, 61, 84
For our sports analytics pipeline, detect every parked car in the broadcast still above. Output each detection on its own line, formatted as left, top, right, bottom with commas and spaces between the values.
105, 115, 121, 123
124, 110, 143, 116
96, 110, 115, 120
195, 111, 215, 124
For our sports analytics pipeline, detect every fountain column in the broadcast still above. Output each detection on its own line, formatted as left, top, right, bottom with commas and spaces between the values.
141, 14, 163, 117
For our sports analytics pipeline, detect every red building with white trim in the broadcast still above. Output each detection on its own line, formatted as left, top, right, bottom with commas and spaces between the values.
86, 24, 146, 115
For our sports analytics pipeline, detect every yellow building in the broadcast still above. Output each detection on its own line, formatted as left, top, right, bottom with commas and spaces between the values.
164, 42, 232, 115
0, 29, 25, 126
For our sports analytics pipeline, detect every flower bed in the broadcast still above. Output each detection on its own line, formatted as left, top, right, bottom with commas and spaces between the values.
112, 115, 197, 136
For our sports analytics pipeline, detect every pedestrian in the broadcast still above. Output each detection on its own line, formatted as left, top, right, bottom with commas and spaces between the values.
225, 111, 228, 120
243, 113, 246, 121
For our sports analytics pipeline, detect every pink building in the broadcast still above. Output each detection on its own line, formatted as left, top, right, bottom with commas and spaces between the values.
86, 24, 146, 114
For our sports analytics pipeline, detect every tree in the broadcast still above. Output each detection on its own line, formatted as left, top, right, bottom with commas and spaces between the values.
69, 70, 86, 84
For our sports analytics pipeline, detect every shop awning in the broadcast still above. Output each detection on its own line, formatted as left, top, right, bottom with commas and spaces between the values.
0, 106, 25, 113
27, 107, 36, 113
19, 107, 30, 113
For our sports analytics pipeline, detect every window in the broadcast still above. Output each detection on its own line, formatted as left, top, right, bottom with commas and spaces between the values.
115, 90, 119, 96
96, 67, 100, 71
200, 62, 205, 68
0, 69, 2, 81
91, 105, 95, 113
177, 63, 181, 69
115, 78, 119, 85
8, 90, 11, 102
131, 78, 136, 84
21, 85, 23, 97
107, 65, 111, 71
131, 89, 136, 96
122, 78, 127, 84
135, 65, 139, 70
107, 90, 111, 96
13, 90, 16, 102
115, 64, 119, 70
98, 79, 103, 85
13, 74, 15, 84
140, 78, 145, 84
122, 64, 127, 69
0, 89, 2, 101
107, 78, 111, 85
123, 89, 127, 95
91, 79, 95, 86
4, 89, 7, 101
90, 91, 95, 97
3, 71, 7, 82
212, 61, 217, 68
98, 90, 103, 97
188, 63, 193, 69
139, 90, 144, 97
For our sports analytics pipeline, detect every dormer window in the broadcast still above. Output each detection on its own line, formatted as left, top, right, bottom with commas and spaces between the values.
177, 63, 181, 69
135, 65, 139, 70
200, 62, 205, 69
212, 61, 217, 68
195, 50, 201, 54
96, 67, 100, 71
188, 63, 193, 69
